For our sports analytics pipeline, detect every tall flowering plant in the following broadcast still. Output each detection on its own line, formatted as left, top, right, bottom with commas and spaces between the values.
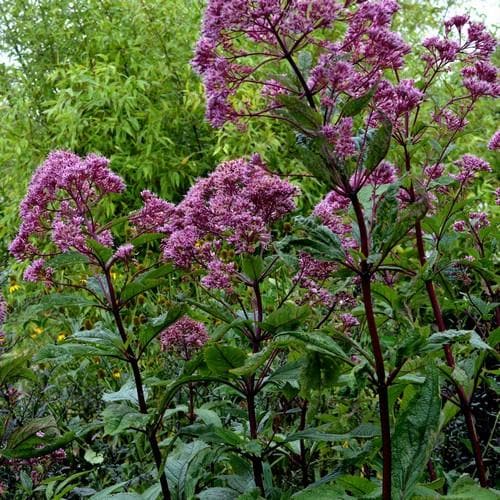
193, 0, 498, 498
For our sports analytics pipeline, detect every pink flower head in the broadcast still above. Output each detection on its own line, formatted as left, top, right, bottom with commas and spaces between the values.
23, 259, 54, 285
368, 160, 398, 186
112, 243, 134, 262
432, 109, 468, 131
321, 118, 356, 159
193, 0, 409, 128
444, 15, 470, 33
130, 190, 175, 233
462, 61, 499, 99
453, 154, 491, 184
0, 294, 6, 325
372, 79, 424, 125
488, 130, 500, 150
340, 313, 360, 329
152, 155, 299, 290
160, 316, 209, 360
10, 151, 125, 277
469, 211, 489, 229
495, 188, 500, 206
453, 220, 466, 232
424, 163, 444, 180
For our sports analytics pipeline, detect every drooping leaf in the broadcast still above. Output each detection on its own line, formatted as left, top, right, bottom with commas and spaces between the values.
101, 403, 149, 436
391, 366, 440, 499
362, 120, 392, 173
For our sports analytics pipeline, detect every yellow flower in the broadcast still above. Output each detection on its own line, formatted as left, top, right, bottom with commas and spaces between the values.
9, 284, 21, 293
57, 333, 66, 343
33, 327, 43, 335
112, 369, 121, 379
111, 272, 118, 280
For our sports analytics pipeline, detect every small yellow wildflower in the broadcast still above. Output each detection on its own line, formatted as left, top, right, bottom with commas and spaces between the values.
111, 369, 121, 380
57, 333, 66, 343
9, 284, 21, 293
111, 272, 118, 280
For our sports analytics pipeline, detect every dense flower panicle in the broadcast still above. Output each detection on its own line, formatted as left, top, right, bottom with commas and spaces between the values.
160, 316, 209, 359
313, 191, 355, 248
340, 313, 359, 329
130, 190, 176, 233
193, 0, 410, 127
453, 220, 466, 232
321, 118, 356, 158
495, 188, 500, 206
368, 161, 398, 186
372, 79, 424, 125
469, 211, 490, 228
462, 61, 499, 98
0, 294, 6, 325
432, 109, 468, 131
113, 243, 134, 262
453, 154, 491, 184
10, 151, 126, 281
134, 155, 298, 290
23, 259, 54, 285
424, 163, 444, 179
488, 130, 500, 150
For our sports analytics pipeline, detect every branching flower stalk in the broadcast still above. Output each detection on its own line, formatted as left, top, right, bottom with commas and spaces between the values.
8, 151, 173, 499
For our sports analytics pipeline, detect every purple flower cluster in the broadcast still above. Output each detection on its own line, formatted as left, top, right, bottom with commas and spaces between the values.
131, 155, 299, 290
372, 79, 424, 126
423, 16, 496, 71
159, 316, 209, 360
10, 151, 126, 281
453, 154, 492, 185
488, 130, 500, 150
193, 0, 409, 128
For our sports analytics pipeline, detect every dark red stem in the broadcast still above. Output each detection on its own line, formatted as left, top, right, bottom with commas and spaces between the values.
104, 269, 172, 499
351, 193, 392, 500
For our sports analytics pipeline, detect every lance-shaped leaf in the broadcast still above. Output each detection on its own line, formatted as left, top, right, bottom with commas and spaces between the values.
287, 216, 346, 263
361, 119, 392, 173
391, 366, 440, 499
342, 86, 376, 117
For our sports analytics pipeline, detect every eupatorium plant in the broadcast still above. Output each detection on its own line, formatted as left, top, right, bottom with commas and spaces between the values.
193, 0, 498, 498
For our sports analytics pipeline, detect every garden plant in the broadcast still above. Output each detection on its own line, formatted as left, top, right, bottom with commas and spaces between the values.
0, 0, 498, 499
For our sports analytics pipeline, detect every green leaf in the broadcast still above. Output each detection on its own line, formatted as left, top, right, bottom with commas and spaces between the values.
263, 303, 310, 333
424, 330, 492, 353
47, 251, 89, 269
39, 293, 97, 309
84, 448, 104, 465
362, 120, 392, 173
241, 255, 265, 281
447, 475, 499, 499
230, 347, 273, 377
391, 366, 440, 499
103, 381, 141, 405
102, 403, 149, 436
204, 345, 247, 375
0, 351, 36, 386
34, 343, 122, 364
87, 238, 113, 262
289, 216, 346, 262
165, 440, 211, 499
342, 87, 376, 117
120, 263, 174, 302
285, 423, 379, 443
278, 330, 351, 363
276, 94, 322, 131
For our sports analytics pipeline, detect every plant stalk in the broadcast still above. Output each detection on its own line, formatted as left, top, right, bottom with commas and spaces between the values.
104, 268, 172, 499
351, 193, 392, 500
413, 219, 488, 487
